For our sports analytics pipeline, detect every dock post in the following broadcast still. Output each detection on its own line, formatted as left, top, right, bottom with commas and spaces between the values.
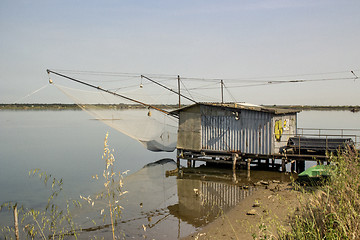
247, 158, 251, 179
187, 160, 191, 168
192, 160, 196, 168
232, 153, 238, 171
291, 160, 295, 173
232, 153, 238, 183
296, 160, 305, 173
271, 158, 275, 169
176, 150, 181, 168
281, 159, 286, 172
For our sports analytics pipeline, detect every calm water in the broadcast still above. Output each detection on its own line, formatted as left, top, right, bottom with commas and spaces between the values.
0, 109, 359, 239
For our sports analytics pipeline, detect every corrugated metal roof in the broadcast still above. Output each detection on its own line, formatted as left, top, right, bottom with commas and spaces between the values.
171, 102, 300, 115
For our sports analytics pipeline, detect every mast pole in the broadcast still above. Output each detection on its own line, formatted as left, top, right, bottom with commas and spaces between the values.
47, 69, 176, 117
141, 75, 197, 104
221, 80, 224, 104
177, 75, 181, 108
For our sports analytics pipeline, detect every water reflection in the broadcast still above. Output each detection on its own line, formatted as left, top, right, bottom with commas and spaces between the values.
73, 159, 181, 239
73, 159, 268, 239
168, 178, 255, 228
1, 110, 359, 238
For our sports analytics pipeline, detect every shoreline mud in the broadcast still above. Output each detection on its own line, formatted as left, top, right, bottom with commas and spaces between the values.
182, 182, 300, 240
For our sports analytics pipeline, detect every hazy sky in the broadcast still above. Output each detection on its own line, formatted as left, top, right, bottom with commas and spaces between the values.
1, 0, 359, 105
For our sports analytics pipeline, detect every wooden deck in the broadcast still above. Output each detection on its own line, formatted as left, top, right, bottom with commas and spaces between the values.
176, 149, 332, 173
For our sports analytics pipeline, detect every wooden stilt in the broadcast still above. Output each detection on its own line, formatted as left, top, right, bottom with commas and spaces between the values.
187, 160, 191, 168
297, 160, 305, 173
247, 158, 251, 179
282, 159, 286, 172
176, 150, 180, 168
291, 160, 295, 173
232, 154, 238, 183
232, 153, 238, 171
233, 170, 237, 183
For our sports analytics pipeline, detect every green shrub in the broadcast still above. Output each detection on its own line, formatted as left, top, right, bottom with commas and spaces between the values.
284, 148, 360, 240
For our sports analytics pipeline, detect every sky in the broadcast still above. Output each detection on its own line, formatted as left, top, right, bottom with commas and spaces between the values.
1, 0, 360, 105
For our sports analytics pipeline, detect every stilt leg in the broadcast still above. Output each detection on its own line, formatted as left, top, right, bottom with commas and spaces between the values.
232, 153, 238, 171
282, 159, 286, 172
291, 160, 295, 173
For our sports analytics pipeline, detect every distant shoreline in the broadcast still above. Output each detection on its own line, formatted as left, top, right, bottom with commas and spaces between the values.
0, 103, 359, 112
265, 105, 360, 112
0, 103, 179, 111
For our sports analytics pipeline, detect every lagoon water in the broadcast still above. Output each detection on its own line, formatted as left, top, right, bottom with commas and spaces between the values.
0, 109, 359, 239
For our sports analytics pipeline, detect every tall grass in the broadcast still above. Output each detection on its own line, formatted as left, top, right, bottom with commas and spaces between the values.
0, 170, 81, 240
283, 148, 360, 239
0, 132, 127, 239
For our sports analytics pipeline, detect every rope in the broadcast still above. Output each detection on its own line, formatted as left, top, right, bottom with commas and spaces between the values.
14, 84, 49, 103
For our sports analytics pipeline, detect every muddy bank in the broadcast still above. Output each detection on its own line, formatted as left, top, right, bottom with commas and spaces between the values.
183, 182, 300, 240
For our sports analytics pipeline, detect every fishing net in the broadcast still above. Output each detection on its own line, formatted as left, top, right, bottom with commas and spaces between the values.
50, 75, 180, 152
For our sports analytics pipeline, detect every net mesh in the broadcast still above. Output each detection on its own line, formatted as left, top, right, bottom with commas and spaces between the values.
53, 83, 178, 152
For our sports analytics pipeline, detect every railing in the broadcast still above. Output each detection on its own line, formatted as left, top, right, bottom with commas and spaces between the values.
297, 128, 360, 148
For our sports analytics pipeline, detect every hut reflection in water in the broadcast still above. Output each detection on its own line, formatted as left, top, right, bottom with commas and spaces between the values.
168, 178, 255, 227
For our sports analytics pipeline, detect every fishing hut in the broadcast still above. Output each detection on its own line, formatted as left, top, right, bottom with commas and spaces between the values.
172, 102, 301, 171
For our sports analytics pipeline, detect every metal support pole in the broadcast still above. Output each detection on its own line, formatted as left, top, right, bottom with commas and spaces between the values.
221, 80, 224, 104
177, 75, 181, 108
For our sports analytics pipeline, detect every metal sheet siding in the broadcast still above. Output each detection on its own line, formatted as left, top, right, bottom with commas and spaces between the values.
201, 107, 272, 154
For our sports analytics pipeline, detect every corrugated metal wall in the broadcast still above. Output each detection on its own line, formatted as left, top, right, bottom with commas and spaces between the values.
201, 106, 273, 154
